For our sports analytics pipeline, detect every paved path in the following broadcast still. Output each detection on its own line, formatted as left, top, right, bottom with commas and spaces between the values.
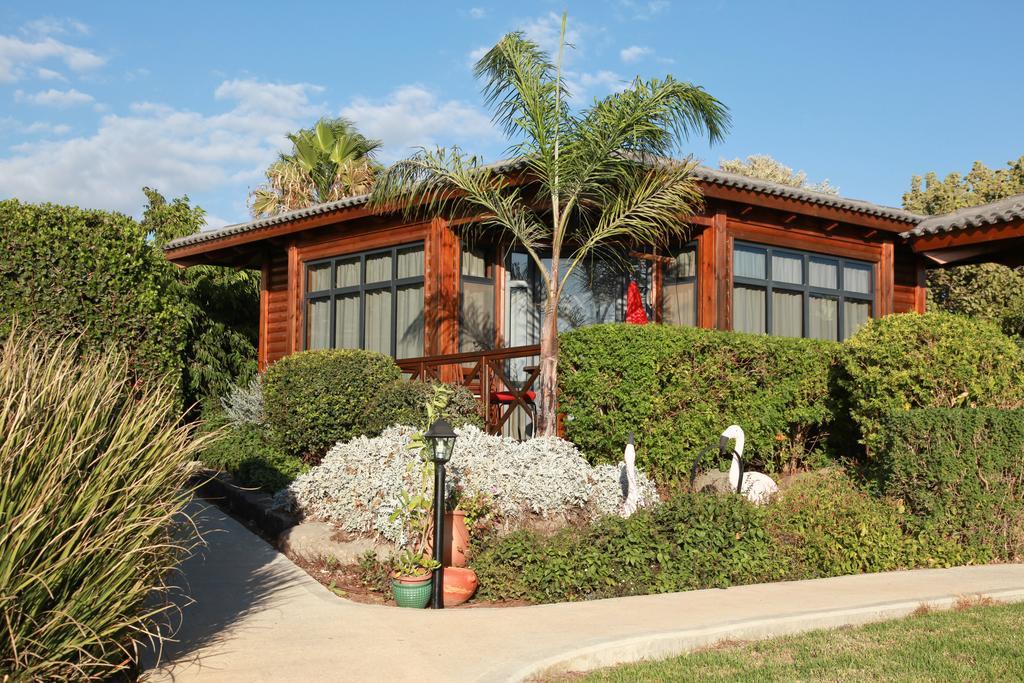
144, 502, 1024, 682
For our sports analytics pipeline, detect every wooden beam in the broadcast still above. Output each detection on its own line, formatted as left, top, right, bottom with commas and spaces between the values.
783, 214, 798, 225
908, 219, 1024, 252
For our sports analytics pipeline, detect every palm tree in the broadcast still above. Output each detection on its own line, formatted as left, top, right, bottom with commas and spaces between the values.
370, 14, 729, 436
250, 118, 382, 216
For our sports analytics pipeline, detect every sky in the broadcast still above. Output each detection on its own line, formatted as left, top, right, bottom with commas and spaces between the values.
0, 0, 1021, 229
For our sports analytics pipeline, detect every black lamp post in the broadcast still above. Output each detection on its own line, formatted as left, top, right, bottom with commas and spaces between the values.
424, 418, 457, 609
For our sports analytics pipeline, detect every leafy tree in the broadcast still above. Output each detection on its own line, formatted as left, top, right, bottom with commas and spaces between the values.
719, 154, 838, 194
903, 156, 1024, 339
371, 14, 729, 436
143, 188, 259, 409
250, 118, 382, 216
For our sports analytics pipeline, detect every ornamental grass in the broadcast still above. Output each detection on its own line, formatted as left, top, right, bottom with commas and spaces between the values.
0, 328, 207, 680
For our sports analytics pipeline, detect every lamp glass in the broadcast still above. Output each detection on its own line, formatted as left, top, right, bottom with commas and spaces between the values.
424, 418, 457, 463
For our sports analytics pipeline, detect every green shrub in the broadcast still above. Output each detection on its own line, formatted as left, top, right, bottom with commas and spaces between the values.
472, 492, 789, 603
839, 312, 1024, 454
263, 349, 402, 462
876, 408, 1024, 563
0, 329, 203, 680
558, 323, 839, 482
767, 469, 913, 577
366, 379, 483, 432
199, 418, 306, 492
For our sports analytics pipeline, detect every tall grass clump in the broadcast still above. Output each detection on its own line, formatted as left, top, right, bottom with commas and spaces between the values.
0, 328, 206, 680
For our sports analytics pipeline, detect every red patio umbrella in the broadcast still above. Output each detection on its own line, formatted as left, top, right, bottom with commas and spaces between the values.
625, 280, 648, 324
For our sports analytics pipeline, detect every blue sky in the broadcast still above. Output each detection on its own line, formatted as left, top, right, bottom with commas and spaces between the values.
1, 0, 1021, 228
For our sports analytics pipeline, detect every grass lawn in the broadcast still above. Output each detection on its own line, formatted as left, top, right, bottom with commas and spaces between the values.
576, 600, 1024, 682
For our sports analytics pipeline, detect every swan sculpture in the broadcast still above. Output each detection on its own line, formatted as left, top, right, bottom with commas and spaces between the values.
721, 425, 779, 505
622, 432, 641, 517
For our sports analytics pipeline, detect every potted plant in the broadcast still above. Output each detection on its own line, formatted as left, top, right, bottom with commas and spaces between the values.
391, 549, 440, 608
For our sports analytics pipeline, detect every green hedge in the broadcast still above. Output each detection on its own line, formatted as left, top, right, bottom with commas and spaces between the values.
199, 416, 307, 492
876, 408, 1024, 563
365, 379, 483, 433
558, 324, 839, 482
263, 349, 402, 462
472, 493, 789, 603
840, 313, 1024, 454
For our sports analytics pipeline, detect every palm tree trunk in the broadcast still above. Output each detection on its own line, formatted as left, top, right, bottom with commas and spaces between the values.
537, 283, 560, 437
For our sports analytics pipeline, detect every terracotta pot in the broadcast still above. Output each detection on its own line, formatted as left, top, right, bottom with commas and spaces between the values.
425, 511, 471, 567
442, 567, 478, 607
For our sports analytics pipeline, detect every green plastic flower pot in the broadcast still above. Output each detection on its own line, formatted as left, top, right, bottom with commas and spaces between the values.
392, 574, 433, 608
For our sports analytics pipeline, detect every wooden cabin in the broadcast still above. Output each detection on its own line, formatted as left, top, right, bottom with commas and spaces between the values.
164, 160, 1024, 435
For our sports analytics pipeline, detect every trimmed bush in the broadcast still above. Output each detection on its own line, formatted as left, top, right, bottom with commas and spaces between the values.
558, 323, 839, 482
876, 408, 1024, 563
767, 469, 914, 578
366, 379, 483, 433
839, 312, 1024, 454
0, 329, 203, 679
199, 420, 306, 492
263, 349, 402, 462
472, 492, 789, 603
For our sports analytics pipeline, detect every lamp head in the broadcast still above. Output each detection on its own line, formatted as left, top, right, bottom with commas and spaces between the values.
424, 418, 457, 463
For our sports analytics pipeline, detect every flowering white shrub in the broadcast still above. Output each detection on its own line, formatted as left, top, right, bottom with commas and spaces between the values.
274, 425, 659, 546
221, 376, 264, 426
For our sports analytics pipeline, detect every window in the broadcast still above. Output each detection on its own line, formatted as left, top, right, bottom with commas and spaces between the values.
460, 244, 495, 351
304, 243, 424, 358
662, 243, 698, 327
732, 242, 873, 341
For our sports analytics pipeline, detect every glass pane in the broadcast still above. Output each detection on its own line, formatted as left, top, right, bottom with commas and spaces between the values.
397, 246, 424, 279
772, 253, 803, 285
461, 246, 489, 279
667, 248, 696, 280
460, 281, 495, 351
334, 294, 360, 349
809, 295, 838, 341
772, 290, 803, 338
809, 258, 838, 289
305, 298, 331, 349
395, 284, 423, 359
734, 246, 766, 279
733, 286, 766, 334
844, 264, 872, 294
307, 263, 331, 293
335, 257, 360, 289
365, 253, 392, 284
363, 289, 392, 354
506, 251, 541, 347
843, 300, 872, 340
556, 257, 623, 331
663, 281, 696, 327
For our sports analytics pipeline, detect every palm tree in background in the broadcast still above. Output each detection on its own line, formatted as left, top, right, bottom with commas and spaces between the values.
370, 14, 729, 436
250, 118, 382, 216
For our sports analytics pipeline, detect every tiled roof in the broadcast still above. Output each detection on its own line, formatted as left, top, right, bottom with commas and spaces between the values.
900, 194, 1024, 238
162, 157, 927, 253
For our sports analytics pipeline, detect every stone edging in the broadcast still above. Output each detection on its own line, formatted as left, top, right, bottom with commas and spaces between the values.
192, 471, 298, 539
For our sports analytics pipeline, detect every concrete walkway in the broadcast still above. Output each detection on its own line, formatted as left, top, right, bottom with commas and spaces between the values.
144, 502, 1024, 682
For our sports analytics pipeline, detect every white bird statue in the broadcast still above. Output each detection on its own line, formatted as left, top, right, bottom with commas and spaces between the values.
721, 425, 779, 505
622, 432, 640, 518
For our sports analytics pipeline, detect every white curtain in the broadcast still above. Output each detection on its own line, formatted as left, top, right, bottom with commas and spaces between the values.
306, 298, 331, 349
843, 300, 871, 339
733, 286, 766, 334
395, 284, 423, 358
772, 254, 802, 284
663, 281, 696, 327
460, 281, 495, 351
668, 249, 696, 279
365, 253, 392, 284
334, 294, 360, 349
844, 265, 871, 294
734, 247, 766, 279
461, 247, 488, 278
364, 289, 392, 354
397, 247, 424, 279
809, 259, 838, 289
809, 296, 838, 340
772, 290, 803, 337
336, 258, 360, 288
307, 263, 331, 293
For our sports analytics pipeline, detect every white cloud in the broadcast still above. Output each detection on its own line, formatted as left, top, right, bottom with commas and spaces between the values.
620, 45, 652, 63
14, 87, 94, 107
22, 121, 71, 135
467, 45, 489, 67
618, 0, 670, 20
341, 85, 497, 162
565, 70, 627, 104
0, 31, 105, 83
0, 79, 324, 217
21, 17, 91, 37
469, 7, 486, 19
518, 11, 584, 59
35, 66, 66, 81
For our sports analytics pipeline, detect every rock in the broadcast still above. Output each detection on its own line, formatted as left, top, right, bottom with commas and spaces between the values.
279, 522, 395, 565
691, 469, 735, 495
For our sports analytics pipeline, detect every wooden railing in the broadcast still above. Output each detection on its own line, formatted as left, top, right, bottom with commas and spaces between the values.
397, 344, 542, 437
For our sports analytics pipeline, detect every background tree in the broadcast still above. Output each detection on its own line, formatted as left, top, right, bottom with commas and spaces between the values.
903, 155, 1024, 340
371, 14, 729, 436
250, 118, 382, 216
720, 154, 838, 194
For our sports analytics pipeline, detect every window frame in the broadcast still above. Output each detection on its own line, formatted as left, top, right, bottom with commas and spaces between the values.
731, 241, 874, 340
459, 243, 497, 351
302, 241, 425, 357
660, 240, 699, 327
